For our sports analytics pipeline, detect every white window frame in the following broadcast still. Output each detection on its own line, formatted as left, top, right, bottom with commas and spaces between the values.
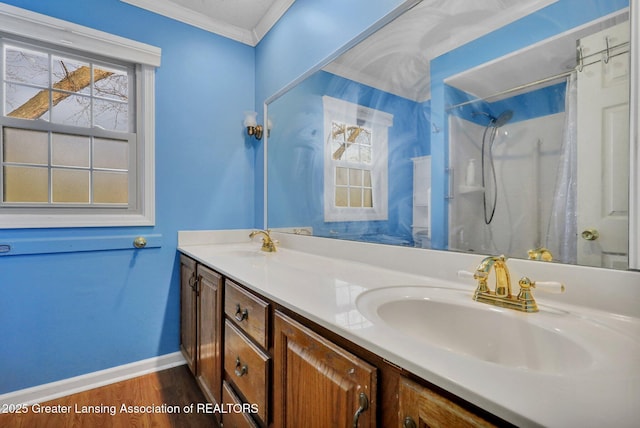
0, 4, 160, 228
323, 95, 392, 222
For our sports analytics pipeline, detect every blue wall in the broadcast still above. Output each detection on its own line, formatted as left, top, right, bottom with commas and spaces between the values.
268, 71, 429, 244
0, 0, 255, 394
254, 0, 411, 227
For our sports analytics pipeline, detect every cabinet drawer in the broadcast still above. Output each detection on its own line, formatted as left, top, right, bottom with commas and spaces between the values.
224, 320, 270, 424
222, 381, 259, 428
225, 280, 269, 348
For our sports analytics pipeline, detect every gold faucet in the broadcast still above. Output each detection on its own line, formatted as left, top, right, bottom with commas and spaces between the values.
528, 247, 553, 262
473, 255, 538, 312
249, 229, 277, 252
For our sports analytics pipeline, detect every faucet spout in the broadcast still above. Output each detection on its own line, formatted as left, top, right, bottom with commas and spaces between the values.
249, 230, 277, 252
474, 255, 512, 298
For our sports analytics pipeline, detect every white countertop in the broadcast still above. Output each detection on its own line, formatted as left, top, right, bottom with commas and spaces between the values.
178, 230, 640, 428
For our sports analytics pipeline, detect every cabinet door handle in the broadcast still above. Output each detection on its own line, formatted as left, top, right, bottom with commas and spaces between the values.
234, 304, 249, 322
352, 392, 369, 428
234, 356, 248, 377
403, 416, 417, 428
188, 272, 197, 289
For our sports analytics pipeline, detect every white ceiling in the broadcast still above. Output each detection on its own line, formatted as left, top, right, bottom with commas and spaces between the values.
121, 0, 296, 46
324, 0, 559, 102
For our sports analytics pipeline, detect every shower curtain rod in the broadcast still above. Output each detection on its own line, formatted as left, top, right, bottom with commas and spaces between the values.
447, 42, 629, 111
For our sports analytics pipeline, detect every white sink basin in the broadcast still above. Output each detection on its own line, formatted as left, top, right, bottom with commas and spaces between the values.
356, 286, 595, 373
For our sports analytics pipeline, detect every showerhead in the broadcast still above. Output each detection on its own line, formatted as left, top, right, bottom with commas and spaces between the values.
471, 109, 514, 128
491, 110, 513, 127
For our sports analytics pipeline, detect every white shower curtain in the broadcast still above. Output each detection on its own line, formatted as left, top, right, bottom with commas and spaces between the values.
546, 72, 577, 263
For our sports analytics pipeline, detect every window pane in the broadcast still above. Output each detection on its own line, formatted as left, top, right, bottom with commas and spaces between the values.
94, 66, 128, 102
363, 189, 373, 207
94, 138, 129, 170
5, 46, 49, 86
3, 165, 48, 202
3, 128, 48, 164
51, 92, 91, 127
52, 56, 90, 94
93, 171, 128, 203
94, 99, 128, 132
52, 133, 90, 167
5, 83, 50, 121
335, 187, 348, 207
52, 168, 89, 203
363, 170, 372, 187
361, 145, 372, 164
345, 142, 360, 162
350, 188, 363, 207
349, 168, 362, 186
336, 167, 348, 185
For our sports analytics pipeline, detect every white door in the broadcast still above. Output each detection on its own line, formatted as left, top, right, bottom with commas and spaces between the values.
576, 21, 630, 268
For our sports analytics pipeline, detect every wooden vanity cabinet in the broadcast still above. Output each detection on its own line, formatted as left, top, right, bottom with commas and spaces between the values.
195, 264, 224, 406
179, 256, 223, 413
223, 279, 271, 427
179, 255, 197, 373
398, 377, 496, 428
273, 311, 377, 428
180, 254, 507, 428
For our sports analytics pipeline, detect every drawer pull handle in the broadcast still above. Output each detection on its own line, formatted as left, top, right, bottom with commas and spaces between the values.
234, 304, 249, 322
352, 392, 369, 428
234, 357, 248, 377
403, 416, 417, 428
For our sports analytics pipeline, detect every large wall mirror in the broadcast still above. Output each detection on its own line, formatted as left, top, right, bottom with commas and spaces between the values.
266, 0, 638, 271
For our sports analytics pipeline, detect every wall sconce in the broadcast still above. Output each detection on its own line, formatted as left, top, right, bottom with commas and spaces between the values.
244, 111, 263, 140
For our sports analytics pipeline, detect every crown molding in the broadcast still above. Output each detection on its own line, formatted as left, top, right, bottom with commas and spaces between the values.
121, 0, 294, 46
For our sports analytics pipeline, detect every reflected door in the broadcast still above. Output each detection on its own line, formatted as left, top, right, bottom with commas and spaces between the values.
576, 21, 630, 268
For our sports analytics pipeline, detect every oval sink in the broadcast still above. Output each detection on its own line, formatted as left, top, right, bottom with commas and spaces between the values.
356, 286, 593, 373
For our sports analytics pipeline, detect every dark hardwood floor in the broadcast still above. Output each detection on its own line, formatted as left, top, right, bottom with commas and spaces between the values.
0, 365, 219, 427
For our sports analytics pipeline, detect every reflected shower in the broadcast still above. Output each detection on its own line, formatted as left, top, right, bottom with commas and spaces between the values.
473, 109, 514, 224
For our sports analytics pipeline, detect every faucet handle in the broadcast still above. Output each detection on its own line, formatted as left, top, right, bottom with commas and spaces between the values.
531, 280, 565, 294
457, 270, 475, 280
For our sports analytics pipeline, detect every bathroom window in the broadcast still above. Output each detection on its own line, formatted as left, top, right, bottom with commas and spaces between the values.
323, 96, 392, 222
0, 4, 160, 228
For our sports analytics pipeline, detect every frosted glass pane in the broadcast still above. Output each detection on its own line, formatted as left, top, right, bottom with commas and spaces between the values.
3, 128, 48, 164
336, 167, 348, 185
52, 169, 89, 203
350, 188, 363, 207
363, 170, 372, 187
349, 168, 362, 186
94, 99, 128, 132
52, 133, 90, 167
335, 187, 348, 207
5, 83, 51, 121
94, 138, 129, 170
3, 166, 48, 202
93, 171, 128, 203
363, 189, 373, 207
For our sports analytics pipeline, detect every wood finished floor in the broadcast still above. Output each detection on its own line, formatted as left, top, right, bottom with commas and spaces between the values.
0, 365, 219, 428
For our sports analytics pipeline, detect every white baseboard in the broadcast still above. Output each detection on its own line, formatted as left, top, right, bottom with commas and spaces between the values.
0, 352, 186, 407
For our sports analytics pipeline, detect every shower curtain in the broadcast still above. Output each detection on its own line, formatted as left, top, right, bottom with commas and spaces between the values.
546, 72, 577, 263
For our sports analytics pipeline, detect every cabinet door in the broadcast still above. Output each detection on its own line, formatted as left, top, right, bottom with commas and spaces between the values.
398, 377, 495, 428
180, 255, 197, 374
273, 311, 377, 428
196, 264, 223, 406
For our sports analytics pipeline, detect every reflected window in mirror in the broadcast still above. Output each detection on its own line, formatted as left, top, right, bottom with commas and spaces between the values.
322, 96, 393, 222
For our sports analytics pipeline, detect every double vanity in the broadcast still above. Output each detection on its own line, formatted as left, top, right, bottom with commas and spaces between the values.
177, 229, 640, 427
